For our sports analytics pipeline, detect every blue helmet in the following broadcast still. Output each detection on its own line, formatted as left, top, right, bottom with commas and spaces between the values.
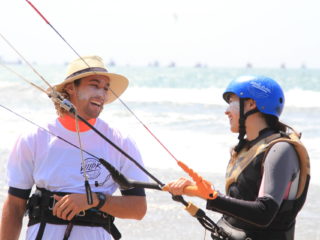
223, 76, 285, 118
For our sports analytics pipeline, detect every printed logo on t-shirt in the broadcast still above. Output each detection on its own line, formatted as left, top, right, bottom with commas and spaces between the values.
80, 157, 102, 179
80, 157, 112, 187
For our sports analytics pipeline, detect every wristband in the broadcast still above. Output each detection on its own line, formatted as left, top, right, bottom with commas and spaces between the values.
94, 192, 106, 210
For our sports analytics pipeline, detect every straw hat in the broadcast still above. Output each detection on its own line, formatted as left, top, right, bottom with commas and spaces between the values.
54, 55, 128, 104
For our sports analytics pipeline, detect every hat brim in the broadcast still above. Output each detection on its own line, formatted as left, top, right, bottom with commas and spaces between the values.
54, 71, 129, 104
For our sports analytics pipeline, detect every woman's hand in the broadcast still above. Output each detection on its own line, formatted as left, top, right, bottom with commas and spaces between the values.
164, 177, 195, 196
165, 177, 218, 199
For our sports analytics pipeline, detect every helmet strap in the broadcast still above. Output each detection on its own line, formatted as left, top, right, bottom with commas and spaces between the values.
244, 108, 259, 118
238, 98, 246, 140
234, 99, 259, 153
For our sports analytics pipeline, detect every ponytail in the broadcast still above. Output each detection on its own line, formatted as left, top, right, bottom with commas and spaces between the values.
264, 114, 300, 137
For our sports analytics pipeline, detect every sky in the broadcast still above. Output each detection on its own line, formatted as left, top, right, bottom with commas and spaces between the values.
0, 0, 319, 68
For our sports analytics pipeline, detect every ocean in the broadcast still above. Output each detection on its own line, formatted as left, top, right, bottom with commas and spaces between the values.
0, 64, 319, 239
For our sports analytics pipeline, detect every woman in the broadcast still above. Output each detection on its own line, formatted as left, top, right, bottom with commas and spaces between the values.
166, 76, 310, 240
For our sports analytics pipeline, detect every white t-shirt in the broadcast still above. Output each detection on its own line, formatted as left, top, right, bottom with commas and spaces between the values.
7, 118, 148, 240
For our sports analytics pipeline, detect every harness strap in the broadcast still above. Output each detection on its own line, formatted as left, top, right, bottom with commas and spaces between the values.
103, 224, 121, 240
63, 223, 74, 240
26, 187, 121, 240
35, 221, 46, 240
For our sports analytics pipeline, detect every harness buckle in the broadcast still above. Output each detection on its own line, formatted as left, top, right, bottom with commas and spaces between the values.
48, 195, 57, 210
77, 210, 86, 217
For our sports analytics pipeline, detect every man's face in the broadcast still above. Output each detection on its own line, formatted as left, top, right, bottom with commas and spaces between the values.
68, 75, 110, 120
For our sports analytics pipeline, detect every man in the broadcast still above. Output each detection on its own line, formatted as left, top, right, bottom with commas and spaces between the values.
0, 56, 148, 240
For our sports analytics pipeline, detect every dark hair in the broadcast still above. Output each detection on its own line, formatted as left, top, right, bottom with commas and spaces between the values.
263, 113, 287, 133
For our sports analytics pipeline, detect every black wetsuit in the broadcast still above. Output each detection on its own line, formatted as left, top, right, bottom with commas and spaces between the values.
207, 129, 309, 240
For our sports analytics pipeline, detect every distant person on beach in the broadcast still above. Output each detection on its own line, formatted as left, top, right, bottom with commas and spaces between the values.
0, 56, 148, 240
166, 76, 310, 240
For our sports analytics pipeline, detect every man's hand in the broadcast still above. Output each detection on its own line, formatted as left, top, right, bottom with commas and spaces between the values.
52, 193, 98, 221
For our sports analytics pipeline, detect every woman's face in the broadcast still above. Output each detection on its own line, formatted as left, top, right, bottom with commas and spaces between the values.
225, 94, 240, 133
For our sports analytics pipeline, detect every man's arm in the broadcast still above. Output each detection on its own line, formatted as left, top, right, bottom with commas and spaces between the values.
52, 193, 147, 221
99, 195, 147, 220
0, 194, 27, 240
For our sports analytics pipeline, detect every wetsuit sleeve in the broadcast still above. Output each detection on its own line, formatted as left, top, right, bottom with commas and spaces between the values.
207, 195, 279, 227
207, 142, 299, 227
259, 142, 300, 204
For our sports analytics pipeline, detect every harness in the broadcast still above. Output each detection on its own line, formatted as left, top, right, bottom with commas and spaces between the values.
26, 187, 121, 240
226, 132, 310, 196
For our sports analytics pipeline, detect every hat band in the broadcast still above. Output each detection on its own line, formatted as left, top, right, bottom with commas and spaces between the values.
66, 67, 108, 80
